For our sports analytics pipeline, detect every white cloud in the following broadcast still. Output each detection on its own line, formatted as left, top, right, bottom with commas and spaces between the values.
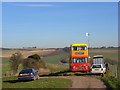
13, 4, 56, 7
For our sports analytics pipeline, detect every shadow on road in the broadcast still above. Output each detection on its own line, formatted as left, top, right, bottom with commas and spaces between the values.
3, 79, 33, 83
39, 69, 99, 77
3, 80, 19, 83
3, 70, 101, 83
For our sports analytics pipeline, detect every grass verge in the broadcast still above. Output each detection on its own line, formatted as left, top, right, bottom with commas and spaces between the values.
2, 76, 72, 89
46, 63, 69, 73
101, 76, 120, 89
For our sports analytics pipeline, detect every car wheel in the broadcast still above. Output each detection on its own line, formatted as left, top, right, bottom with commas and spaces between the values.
18, 79, 21, 82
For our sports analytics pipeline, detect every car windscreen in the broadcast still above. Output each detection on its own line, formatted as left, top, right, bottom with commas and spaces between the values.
20, 69, 32, 74
92, 65, 101, 68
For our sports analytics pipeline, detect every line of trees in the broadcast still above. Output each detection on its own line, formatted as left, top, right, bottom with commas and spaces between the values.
63, 46, 119, 50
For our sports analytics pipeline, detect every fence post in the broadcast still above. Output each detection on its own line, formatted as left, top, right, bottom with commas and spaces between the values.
115, 65, 117, 78
117, 55, 120, 80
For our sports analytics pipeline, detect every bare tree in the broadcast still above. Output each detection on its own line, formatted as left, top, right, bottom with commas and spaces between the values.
10, 51, 23, 74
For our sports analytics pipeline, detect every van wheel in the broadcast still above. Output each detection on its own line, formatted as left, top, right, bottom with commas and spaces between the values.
101, 74, 104, 77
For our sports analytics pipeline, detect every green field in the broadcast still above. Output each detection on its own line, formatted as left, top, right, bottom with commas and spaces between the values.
89, 52, 118, 64
42, 52, 69, 73
1, 58, 11, 74
43, 52, 69, 64
2, 76, 72, 88
2, 58, 12, 78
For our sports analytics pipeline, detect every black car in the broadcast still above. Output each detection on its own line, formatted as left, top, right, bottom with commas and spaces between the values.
18, 68, 39, 81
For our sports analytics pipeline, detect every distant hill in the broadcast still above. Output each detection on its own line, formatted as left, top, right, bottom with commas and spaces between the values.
1, 48, 11, 50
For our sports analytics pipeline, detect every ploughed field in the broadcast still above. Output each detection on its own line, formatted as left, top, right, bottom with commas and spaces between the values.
1, 48, 56, 58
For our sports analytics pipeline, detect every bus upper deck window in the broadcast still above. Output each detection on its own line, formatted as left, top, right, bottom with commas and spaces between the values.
72, 46, 77, 51
77, 47, 82, 50
72, 46, 87, 51
77, 46, 86, 50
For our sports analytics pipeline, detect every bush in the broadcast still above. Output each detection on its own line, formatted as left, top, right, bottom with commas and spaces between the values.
28, 54, 41, 60
63, 47, 70, 53
22, 54, 46, 70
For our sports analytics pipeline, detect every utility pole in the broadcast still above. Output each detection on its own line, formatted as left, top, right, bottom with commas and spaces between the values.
86, 33, 90, 48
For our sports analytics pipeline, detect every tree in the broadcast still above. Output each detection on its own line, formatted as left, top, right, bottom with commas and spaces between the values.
63, 47, 70, 53
100, 46, 106, 49
10, 52, 23, 74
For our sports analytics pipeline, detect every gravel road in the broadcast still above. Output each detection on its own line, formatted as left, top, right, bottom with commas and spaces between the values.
40, 75, 107, 89
67, 76, 107, 89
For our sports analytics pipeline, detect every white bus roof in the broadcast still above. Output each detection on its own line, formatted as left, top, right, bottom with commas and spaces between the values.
93, 55, 103, 58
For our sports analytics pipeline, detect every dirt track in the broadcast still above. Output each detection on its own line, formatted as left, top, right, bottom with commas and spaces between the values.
46, 76, 107, 88
67, 76, 106, 88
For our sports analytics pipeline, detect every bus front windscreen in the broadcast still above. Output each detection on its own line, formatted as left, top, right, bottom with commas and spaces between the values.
72, 46, 87, 51
72, 58, 87, 63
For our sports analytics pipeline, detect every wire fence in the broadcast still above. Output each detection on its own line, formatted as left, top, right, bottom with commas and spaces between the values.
108, 64, 118, 78
117, 61, 120, 80
107, 63, 120, 81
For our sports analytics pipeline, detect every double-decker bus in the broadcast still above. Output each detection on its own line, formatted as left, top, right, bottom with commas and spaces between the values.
69, 43, 90, 72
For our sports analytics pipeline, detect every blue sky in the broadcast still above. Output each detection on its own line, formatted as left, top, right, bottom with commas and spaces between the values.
2, 2, 118, 48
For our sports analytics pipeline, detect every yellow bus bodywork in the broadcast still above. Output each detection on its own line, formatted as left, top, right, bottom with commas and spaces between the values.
71, 43, 88, 58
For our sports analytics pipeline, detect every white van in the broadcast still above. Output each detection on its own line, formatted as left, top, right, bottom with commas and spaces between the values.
93, 55, 104, 64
